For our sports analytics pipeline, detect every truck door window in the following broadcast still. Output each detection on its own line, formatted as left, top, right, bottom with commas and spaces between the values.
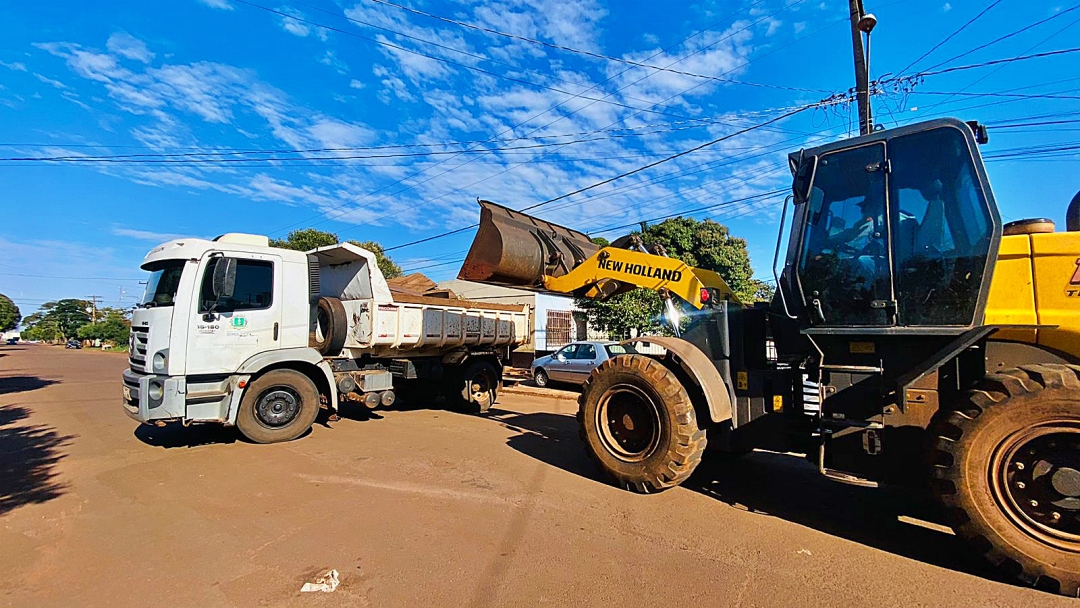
199, 258, 274, 313
889, 127, 994, 325
797, 143, 891, 325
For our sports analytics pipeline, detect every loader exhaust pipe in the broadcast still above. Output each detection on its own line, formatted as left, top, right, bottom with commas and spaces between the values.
458, 200, 600, 288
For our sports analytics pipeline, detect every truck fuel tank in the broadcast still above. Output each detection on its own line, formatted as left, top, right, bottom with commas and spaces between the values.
458, 200, 600, 289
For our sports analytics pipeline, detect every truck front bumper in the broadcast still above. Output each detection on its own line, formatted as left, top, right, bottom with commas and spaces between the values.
122, 369, 186, 423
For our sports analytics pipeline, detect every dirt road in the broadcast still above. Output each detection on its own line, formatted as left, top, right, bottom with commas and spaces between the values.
0, 345, 1069, 607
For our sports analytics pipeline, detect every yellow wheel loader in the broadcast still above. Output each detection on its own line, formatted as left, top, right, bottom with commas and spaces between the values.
459, 118, 1080, 596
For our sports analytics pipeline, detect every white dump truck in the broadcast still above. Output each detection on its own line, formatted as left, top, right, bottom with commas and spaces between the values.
122, 233, 529, 443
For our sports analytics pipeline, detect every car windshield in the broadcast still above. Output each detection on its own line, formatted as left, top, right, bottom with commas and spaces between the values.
605, 344, 638, 355
140, 259, 185, 307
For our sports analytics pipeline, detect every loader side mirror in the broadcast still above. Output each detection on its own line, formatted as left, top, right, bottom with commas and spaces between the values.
212, 257, 237, 299
792, 156, 818, 203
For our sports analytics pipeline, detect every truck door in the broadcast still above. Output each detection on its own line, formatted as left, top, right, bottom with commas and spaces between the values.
796, 142, 894, 326
186, 253, 282, 376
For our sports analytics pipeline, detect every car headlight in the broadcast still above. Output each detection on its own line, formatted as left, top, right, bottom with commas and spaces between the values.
147, 381, 164, 401
152, 351, 167, 372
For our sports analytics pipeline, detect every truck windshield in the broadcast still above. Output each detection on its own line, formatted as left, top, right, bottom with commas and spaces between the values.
140, 260, 185, 307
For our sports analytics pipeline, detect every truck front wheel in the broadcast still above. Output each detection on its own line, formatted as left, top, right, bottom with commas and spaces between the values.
236, 369, 321, 444
930, 365, 1080, 596
578, 354, 706, 493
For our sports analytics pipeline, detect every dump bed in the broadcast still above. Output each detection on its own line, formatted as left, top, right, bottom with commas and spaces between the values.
310, 242, 530, 357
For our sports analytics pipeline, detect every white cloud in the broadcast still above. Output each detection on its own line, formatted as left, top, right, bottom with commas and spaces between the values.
197, 0, 233, 9
319, 50, 348, 73
106, 32, 155, 63
1, 61, 27, 71
942, 3, 952, 12
793, 22, 807, 34
348, 79, 365, 89
34, 73, 67, 89
110, 226, 190, 242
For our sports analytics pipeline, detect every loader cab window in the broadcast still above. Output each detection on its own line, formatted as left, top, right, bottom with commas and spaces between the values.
199, 258, 274, 313
889, 127, 994, 325
797, 143, 891, 326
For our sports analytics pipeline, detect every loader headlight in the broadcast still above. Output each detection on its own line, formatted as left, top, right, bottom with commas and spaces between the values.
147, 381, 164, 401
152, 350, 168, 372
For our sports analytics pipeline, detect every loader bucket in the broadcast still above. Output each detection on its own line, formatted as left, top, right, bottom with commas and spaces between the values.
458, 200, 600, 289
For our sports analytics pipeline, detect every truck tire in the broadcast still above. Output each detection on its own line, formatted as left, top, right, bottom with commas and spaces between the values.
578, 354, 706, 493
236, 369, 321, 444
310, 297, 347, 356
929, 365, 1080, 597
448, 360, 499, 414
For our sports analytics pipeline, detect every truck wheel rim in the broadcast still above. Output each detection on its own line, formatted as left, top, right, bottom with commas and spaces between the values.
990, 420, 1080, 551
596, 385, 661, 462
470, 370, 493, 402
255, 387, 302, 428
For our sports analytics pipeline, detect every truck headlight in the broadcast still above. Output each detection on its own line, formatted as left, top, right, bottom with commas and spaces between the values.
147, 381, 164, 401
152, 350, 167, 372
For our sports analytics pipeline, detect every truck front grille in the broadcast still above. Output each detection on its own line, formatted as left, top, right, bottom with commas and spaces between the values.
129, 326, 149, 371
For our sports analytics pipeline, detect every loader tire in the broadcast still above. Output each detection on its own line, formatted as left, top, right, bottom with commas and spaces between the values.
929, 365, 1080, 597
578, 354, 706, 493
236, 369, 321, 444
310, 297, 348, 356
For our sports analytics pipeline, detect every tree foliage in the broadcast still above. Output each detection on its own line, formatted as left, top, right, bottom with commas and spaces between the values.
76, 308, 131, 345
269, 228, 403, 279
0, 294, 21, 332
576, 217, 765, 338
20, 299, 91, 341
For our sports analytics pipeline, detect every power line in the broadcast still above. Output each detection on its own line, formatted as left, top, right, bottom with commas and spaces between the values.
366, 0, 829, 93
894, 0, 1003, 77
266, 0, 773, 237
922, 2, 1080, 73
892, 46, 1080, 82
383, 102, 819, 252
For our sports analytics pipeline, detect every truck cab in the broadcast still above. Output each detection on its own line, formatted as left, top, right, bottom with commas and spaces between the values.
122, 233, 334, 432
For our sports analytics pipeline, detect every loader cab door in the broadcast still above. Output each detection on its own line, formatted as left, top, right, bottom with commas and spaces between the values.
792, 121, 998, 329
797, 142, 893, 326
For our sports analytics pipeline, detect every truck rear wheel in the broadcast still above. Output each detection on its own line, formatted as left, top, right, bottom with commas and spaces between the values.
578, 354, 706, 493
448, 360, 499, 414
236, 369, 321, 444
929, 365, 1080, 597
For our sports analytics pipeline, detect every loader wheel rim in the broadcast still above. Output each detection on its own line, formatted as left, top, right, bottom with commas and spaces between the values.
991, 421, 1080, 550
596, 384, 661, 462
254, 387, 302, 428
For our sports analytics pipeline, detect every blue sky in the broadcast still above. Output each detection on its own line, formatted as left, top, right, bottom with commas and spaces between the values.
1, 0, 1078, 318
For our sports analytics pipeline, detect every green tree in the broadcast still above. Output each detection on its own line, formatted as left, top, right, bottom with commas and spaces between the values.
19, 299, 91, 341
576, 217, 762, 337
269, 228, 339, 251
348, 240, 402, 279
270, 229, 403, 279
76, 308, 131, 345
0, 294, 21, 332
749, 278, 776, 303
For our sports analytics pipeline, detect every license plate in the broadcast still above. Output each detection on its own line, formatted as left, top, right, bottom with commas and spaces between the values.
123, 386, 131, 402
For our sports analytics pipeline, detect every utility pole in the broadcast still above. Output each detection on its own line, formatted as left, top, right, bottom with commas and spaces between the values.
848, 0, 877, 135
86, 295, 102, 323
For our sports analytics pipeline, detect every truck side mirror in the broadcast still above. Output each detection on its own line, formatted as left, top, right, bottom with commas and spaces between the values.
792, 155, 818, 203
212, 258, 237, 299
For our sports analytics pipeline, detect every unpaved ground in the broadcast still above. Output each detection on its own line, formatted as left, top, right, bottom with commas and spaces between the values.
0, 345, 1070, 607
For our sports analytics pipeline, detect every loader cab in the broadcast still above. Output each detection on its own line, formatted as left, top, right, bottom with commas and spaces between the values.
779, 118, 1000, 331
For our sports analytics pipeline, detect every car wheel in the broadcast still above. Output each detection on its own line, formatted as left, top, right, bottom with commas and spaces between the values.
534, 368, 550, 387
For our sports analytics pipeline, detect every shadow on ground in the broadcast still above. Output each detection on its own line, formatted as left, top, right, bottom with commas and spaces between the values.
490, 407, 1011, 587
134, 422, 239, 448
0, 404, 74, 516
0, 376, 59, 395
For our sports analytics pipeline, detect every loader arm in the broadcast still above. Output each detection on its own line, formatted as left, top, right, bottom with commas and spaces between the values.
543, 246, 738, 308
458, 199, 739, 308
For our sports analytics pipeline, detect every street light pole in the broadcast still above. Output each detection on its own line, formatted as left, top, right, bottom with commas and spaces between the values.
848, 0, 877, 135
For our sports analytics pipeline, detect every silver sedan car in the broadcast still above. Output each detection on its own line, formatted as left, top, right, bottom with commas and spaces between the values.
531, 341, 638, 387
